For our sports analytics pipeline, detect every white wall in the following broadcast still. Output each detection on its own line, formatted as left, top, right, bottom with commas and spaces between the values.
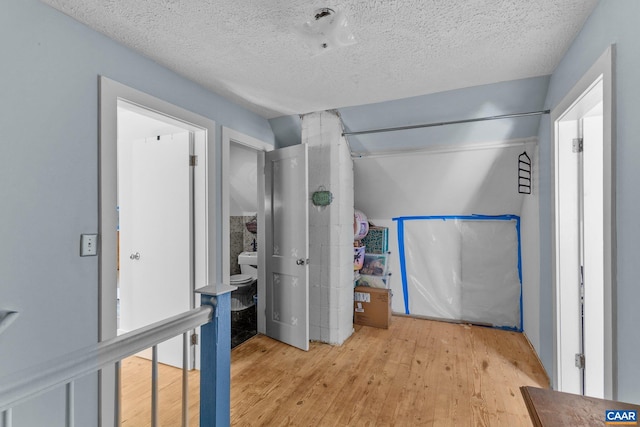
118, 107, 187, 141
0, 1, 274, 424
354, 140, 537, 217
520, 145, 541, 351
229, 143, 258, 216
354, 140, 540, 348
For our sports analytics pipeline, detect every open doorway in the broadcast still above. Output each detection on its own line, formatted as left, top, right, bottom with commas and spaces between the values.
99, 77, 215, 425
221, 127, 273, 347
552, 46, 615, 399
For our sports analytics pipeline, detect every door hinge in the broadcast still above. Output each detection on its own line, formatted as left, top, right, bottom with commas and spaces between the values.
189, 155, 198, 166
191, 333, 198, 345
572, 138, 584, 153
575, 353, 585, 369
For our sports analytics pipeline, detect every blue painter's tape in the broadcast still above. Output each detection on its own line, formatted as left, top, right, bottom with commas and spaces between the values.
495, 325, 521, 332
392, 214, 520, 222
392, 214, 523, 332
394, 218, 410, 315
515, 217, 523, 332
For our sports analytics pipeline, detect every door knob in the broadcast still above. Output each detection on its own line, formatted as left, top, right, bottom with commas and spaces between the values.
296, 258, 309, 266
130, 252, 141, 260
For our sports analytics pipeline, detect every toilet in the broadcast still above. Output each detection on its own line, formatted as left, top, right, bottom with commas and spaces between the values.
231, 251, 258, 311
235, 251, 258, 281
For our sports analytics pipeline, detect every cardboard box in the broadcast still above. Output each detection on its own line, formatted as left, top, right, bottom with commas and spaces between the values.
354, 286, 392, 329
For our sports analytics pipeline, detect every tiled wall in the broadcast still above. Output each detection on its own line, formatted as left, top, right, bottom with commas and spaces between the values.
230, 215, 258, 275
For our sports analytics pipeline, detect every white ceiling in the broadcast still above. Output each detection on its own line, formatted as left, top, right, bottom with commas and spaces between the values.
42, 0, 598, 119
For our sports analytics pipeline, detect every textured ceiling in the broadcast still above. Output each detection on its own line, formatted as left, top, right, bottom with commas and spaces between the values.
41, 0, 598, 119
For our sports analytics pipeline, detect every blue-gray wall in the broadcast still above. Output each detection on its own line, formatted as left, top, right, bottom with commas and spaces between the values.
269, 114, 302, 149
0, 0, 273, 425
339, 76, 549, 153
537, 0, 640, 403
270, 76, 550, 150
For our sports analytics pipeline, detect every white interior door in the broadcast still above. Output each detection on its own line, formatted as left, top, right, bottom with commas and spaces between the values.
555, 78, 606, 397
264, 144, 309, 351
119, 132, 193, 368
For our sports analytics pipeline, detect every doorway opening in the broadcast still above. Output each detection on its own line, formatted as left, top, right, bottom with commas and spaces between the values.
221, 127, 272, 347
99, 77, 215, 425
552, 46, 615, 399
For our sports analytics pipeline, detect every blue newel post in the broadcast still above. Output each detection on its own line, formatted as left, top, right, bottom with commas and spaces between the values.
197, 286, 233, 426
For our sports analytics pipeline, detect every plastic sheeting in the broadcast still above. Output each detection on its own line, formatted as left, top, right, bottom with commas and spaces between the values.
394, 215, 522, 331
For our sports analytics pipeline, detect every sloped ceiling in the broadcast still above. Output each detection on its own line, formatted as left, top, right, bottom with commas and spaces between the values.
41, 0, 598, 119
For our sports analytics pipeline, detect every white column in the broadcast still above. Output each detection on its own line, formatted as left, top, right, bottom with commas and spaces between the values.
302, 111, 354, 345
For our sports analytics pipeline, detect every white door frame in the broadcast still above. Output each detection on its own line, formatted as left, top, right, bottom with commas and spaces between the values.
99, 76, 216, 425
551, 46, 616, 398
221, 127, 273, 334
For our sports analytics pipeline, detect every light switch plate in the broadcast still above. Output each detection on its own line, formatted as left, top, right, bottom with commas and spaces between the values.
81, 234, 98, 256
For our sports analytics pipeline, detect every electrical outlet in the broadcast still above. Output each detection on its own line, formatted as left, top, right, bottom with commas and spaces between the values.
81, 234, 98, 256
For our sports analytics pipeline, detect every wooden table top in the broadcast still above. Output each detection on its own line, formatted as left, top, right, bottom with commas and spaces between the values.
521, 386, 640, 427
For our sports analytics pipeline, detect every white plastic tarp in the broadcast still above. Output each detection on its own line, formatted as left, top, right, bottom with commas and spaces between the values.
397, 216, 522, 330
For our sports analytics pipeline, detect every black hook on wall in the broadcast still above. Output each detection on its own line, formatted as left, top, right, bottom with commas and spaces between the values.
518, 152, 532, 194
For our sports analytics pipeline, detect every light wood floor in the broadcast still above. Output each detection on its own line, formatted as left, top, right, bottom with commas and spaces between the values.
120, 356, 201, 426
121, 316, 549, 426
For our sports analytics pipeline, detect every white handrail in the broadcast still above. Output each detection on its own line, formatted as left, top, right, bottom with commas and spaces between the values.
0, 305, 212, 412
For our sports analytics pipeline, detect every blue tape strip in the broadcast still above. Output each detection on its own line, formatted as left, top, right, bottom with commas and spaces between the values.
496, 325, 521, 332
515, 216, 523, 332
394, 218, 410, 315
392, 214, 520, 222
392, 214, 524, 332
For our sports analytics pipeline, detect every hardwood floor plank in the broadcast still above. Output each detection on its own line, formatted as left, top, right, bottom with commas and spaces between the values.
121, 356, 200, 427
383, 337, 419, 425
122, 316, 549, 426
288, 345, 359, 425
355, 335, 409, 426
331, 329, 396, 426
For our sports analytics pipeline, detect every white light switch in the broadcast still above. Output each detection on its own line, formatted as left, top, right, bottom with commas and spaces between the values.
81, 234, 98, 256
